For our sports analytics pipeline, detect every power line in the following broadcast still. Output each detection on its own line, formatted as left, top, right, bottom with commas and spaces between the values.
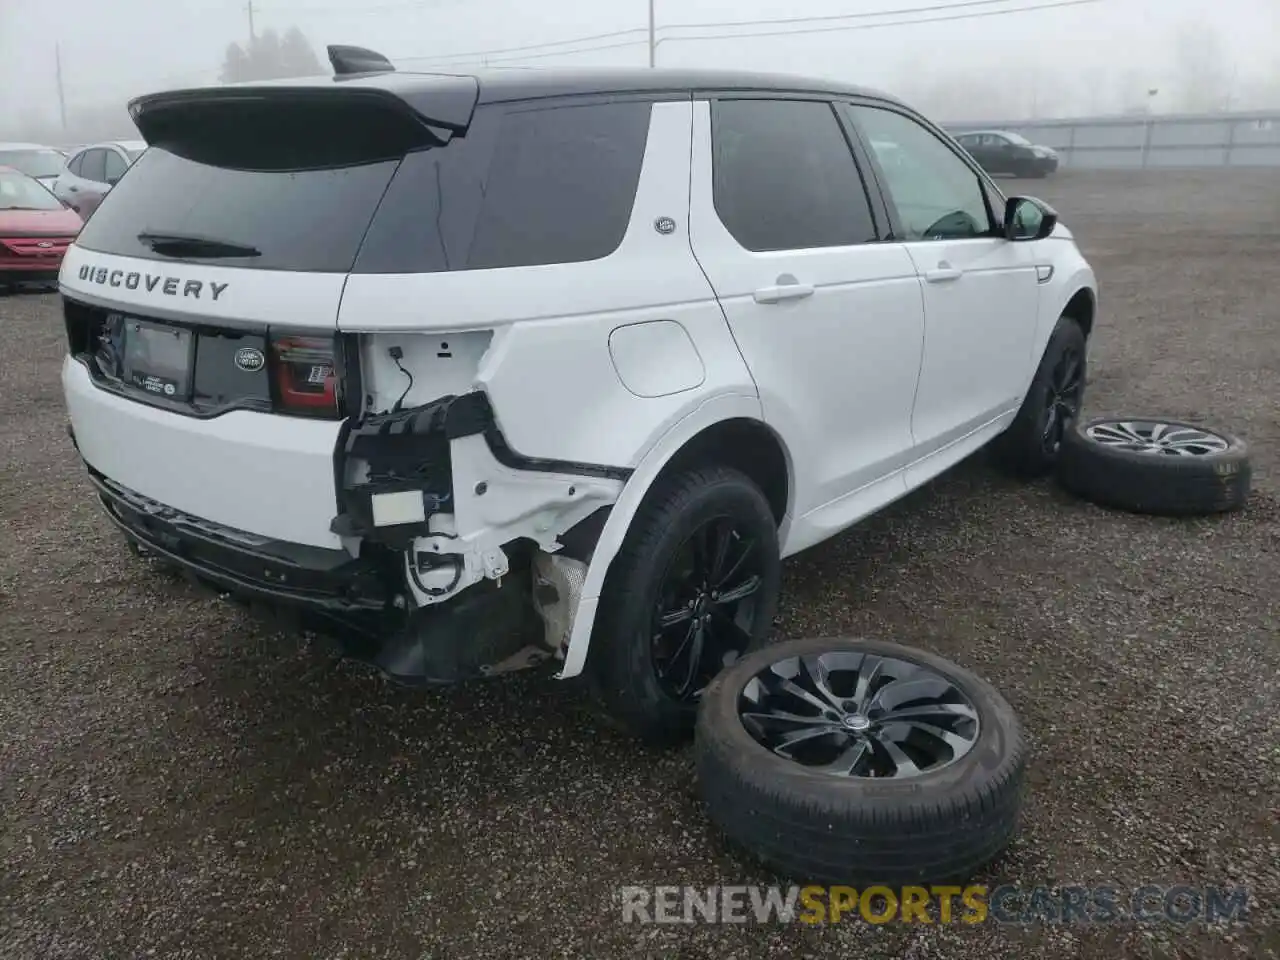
401, 0, 1105, 67
653, 0, 1104, 51
399, 0, 1024, 65
396, 28, 648, 65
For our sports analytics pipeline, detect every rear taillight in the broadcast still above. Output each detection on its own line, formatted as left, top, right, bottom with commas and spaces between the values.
270, 335, 339, 417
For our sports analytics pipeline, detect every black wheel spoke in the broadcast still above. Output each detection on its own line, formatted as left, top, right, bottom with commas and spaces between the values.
707, 521, 734, 585
772, 725, 839, 756
649, 513, 768, 704
657, 605, 694, 632
674, 621, 707, 698
850, 655, 884, 712
714, 538, 756, 591
878, 702, 977, 723
799, 655, 844, 710
816, 739, 871, 775
873, 735, 921, 777
715, 574, 760, 606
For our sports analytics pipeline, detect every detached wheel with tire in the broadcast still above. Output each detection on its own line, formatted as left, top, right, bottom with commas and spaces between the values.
992, 313, 1087, 478
1057, 417, 1251, 515
695, 637, 1026, 886
587, 466, 782, 745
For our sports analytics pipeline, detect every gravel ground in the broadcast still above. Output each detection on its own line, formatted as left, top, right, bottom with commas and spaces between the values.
1, 169, 1278, 960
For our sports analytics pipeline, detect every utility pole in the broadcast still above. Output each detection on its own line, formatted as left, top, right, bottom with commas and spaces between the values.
247, 0, 257, 43
54, 42, 67, 132
648, 0, 656, 67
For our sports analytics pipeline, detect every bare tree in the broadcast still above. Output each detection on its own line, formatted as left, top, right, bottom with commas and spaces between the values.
220, 26, 324, 83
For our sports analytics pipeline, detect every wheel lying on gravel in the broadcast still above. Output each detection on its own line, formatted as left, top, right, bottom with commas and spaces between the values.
695, 637, 1026, 886
1056, 417, 1251, 516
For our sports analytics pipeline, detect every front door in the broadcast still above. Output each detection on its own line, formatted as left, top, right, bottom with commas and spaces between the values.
845, 104, 1041, 472
688, 96, 927, 552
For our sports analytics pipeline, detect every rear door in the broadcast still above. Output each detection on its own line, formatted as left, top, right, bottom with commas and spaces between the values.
688, 95, 926, 545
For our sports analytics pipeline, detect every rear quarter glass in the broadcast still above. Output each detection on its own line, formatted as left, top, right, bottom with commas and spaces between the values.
353, 99, 653, 274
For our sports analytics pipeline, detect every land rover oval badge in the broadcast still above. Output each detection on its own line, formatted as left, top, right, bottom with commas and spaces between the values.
234, 347, 265, 372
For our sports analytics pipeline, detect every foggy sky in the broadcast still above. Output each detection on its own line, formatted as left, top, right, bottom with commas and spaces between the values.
2, 0, 1277, 124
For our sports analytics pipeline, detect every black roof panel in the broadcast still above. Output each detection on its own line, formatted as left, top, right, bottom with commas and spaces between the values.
146, 65, 901, 111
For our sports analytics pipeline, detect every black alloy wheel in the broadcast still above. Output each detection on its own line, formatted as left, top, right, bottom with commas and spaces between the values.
650, 515, 768, 703
991, 313, 1088, 478
588, 466, 781, 745
1041, 341, 1085, 457
695, 637, 1027, 886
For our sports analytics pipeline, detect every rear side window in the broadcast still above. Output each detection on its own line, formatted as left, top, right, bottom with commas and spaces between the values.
354, 100, 652, 273
67, 152, 84, 176
80, 149, 106, 183
74, 148, 400, 273
711, 98, 877, 252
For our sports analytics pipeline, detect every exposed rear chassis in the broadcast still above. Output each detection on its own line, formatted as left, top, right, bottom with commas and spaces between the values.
74, 388, 628, 685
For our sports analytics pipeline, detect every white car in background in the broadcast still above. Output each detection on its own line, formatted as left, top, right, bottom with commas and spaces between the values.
0, 142, 68, 190
51, 140, 148, 218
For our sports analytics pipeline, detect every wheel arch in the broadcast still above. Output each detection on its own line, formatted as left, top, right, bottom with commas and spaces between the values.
555, 397, 792, 680
1062, 285, 1096, 339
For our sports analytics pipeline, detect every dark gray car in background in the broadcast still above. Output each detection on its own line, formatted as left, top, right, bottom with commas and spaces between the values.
954, 129, 1059, 178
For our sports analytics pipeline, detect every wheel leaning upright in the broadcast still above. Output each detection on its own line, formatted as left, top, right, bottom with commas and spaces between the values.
586, 466, 782, 745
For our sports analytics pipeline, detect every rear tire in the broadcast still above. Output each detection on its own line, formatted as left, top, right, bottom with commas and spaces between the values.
992, 314, 1087, 478
587, 466, 781, 746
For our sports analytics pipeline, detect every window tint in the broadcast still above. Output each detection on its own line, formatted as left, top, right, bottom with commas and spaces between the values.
74, 147, 400, 272
79, 149, 107, 183
103, 149, 127, 182
711, 99, 876, 252
849, 106, 991, 242
67, 152, 84, 177
356, 100, 651, 273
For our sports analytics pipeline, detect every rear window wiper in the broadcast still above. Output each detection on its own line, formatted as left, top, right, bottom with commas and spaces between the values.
136, 231, 261, 258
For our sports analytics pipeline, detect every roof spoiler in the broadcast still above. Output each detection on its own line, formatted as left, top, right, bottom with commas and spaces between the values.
328, 44, 396, 77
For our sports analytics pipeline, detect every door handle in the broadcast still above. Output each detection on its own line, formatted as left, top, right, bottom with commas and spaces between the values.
924, 261, 962, 283
753, 275, 814, 304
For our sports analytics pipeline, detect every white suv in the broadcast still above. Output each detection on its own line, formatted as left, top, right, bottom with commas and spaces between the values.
59, 48, 1096, 742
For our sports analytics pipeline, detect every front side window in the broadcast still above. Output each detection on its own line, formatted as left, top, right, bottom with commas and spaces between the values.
848, 105, 992, 242
711, 98, 878, 252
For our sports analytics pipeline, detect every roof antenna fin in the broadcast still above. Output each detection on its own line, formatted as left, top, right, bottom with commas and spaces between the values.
327, 45, 396, 77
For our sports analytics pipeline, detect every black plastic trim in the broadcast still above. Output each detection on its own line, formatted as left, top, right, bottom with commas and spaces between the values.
449, 391, 633, 481
91, 470, 389, 613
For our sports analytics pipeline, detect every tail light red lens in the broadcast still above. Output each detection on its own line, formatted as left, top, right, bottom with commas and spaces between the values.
270, 335, 339, 416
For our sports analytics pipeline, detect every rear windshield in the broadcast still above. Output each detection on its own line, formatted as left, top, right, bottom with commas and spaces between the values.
0, 149, 65, 179
0, 170, 63, 210
73, 98, 652, 276
74, 147, 400, 273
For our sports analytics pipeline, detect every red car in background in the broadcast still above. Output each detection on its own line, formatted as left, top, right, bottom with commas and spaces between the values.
0, 166, 83, 291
